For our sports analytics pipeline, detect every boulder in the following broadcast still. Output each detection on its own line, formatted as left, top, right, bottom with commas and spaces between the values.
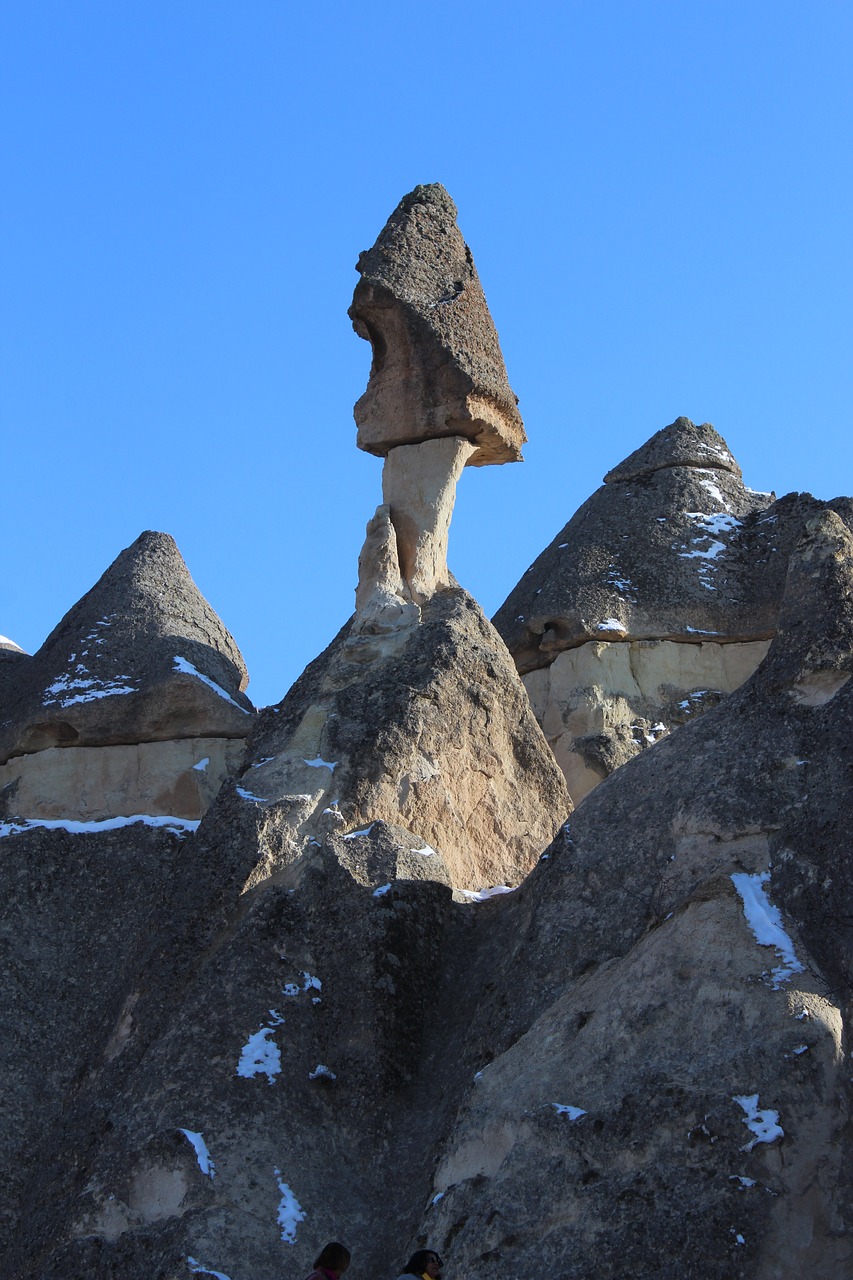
349, 183, 525, 467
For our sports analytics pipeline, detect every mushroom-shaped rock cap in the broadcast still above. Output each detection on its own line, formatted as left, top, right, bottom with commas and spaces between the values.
349, 183, 525, 467
0, 531, 254, 764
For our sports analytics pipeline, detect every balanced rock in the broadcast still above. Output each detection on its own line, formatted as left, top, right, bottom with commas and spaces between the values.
0, 531, 254, 821
351, 185, 526, 608
493, 417, 844, 802
349, 183, 525, 467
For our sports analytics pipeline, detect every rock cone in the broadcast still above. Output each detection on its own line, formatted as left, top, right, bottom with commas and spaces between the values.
228, 583, 569, 894
0, 531, 254, 821
494, 417, 853, 803
401, 506, 853, 1280
4, 497, 851, 1280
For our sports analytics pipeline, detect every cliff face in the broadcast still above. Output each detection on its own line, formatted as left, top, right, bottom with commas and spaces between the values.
1, 188, 851, 1280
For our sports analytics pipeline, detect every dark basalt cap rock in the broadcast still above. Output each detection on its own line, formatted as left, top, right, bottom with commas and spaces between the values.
0, 531, 255, 764
349, 183, 526, 466
494, 418, 783, 672
604, 415, 742, 482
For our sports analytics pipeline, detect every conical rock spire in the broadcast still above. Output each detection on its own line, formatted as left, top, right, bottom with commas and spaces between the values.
0, 530, 254, 764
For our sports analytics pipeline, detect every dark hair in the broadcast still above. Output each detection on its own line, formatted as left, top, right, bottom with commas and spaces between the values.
314, 1242, 351, 1272
405, 1250, 442, 1274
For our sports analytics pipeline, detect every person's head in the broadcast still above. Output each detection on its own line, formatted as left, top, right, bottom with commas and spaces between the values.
405, 1249, 443, 1278
314, 1241, 351, 1276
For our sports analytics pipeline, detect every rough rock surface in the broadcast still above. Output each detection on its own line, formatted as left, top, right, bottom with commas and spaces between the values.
0, 532, 255, 821
0, 737, 244, 822
380, 436, 477, 602
0, 530, 254, 765
3, 506, 851, 1280
230, 583, 569, 893
0, 638, 30, 715
349, 183, 525, 466
494, 418, 777, 669
494, 417, 853, 802
399, 507, 853, 1279
0, 817, 204, 1261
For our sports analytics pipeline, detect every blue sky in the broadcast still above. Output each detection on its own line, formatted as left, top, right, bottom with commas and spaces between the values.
3, 2, 851, 708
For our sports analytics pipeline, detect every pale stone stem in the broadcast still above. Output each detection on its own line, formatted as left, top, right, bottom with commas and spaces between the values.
381, 436, 477, 604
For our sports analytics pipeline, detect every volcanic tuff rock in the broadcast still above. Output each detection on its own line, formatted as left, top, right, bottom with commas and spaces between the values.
0, 531, 255, 821
228, 583, 569, 894
494, 418, 776, 668
0, 817, 204, 1263
349, 183, 525, 467
350, 186, 525, 611
3, 184, 851, 1280
494, 416, 853, 802
402, 506, 853, 1280
4, 490, 851, 1280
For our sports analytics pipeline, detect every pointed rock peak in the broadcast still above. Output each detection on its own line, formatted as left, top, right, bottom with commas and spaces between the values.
604, 417, 741, 484
40, 529, 246, 683
0, 530, 253, 762
0, 635, 27, 655
349, 183, 525, 467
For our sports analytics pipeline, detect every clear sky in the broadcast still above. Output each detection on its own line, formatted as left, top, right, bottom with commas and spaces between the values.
3, 2, 851, 708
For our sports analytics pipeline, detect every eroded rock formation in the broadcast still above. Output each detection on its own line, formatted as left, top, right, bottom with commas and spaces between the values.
351, 184, 523, 610
420, 507, 853, 1280
494, 416, 853, 803
0, 531, 254, 822
349, 183, 524, 466
228, 584, 568, 895
1, 187, 851, 1280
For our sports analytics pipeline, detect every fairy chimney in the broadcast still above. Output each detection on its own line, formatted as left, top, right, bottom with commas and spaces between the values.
350, 184, 525, 608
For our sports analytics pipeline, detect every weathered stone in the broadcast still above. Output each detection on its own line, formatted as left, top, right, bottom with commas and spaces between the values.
523, 636, 770, 802
0, 737, 245, 822
381, 436, 477, 602
231, 584, 569, 894
0, 819, 207, 1262
6, 510, 852, 1280
0, 530, 255, 766
405, 504, 853, 1280
494, 418, 777, 670
494, 418, 853, 803
349, 184, 525, 467
0, 639, 30, 715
